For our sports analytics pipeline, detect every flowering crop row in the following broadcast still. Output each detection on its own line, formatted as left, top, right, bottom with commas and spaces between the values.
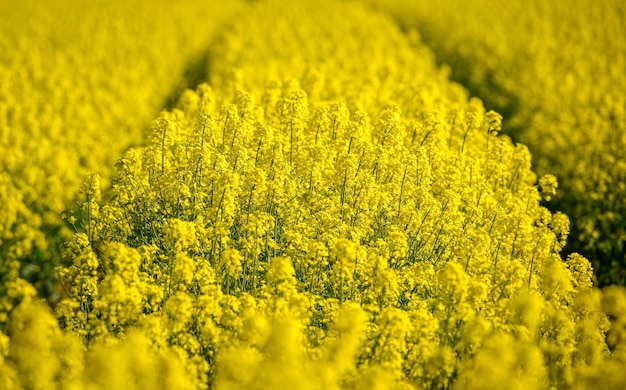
369, 0, 626, 286
0, 0, 243, 326
2, 0, 626, 389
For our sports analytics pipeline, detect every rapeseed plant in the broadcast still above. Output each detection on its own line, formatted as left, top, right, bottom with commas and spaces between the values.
371, 0, 626, 285
1, 0, 626, 389
51, 0, 625, 387
0, 0, 244, 330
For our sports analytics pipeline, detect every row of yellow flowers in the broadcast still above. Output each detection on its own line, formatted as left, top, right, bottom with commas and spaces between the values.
0, 0, 243, 332
1, 0, 626, 388
369, 0, 626, 285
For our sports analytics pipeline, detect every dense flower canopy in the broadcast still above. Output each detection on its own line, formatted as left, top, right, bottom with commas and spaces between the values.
370, 0, 626, 285
1, 0, 625, 389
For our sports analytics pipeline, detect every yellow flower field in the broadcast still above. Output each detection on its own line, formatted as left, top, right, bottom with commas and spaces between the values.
1, 0, 625, 388
369, 0, 626, 286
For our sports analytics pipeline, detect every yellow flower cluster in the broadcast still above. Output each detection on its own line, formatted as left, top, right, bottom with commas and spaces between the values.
1, 296, 197, 389
0, 0, 243, 337
369, 0, 626, 285
44, 0, 626, 388
2, 0, 626, 389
